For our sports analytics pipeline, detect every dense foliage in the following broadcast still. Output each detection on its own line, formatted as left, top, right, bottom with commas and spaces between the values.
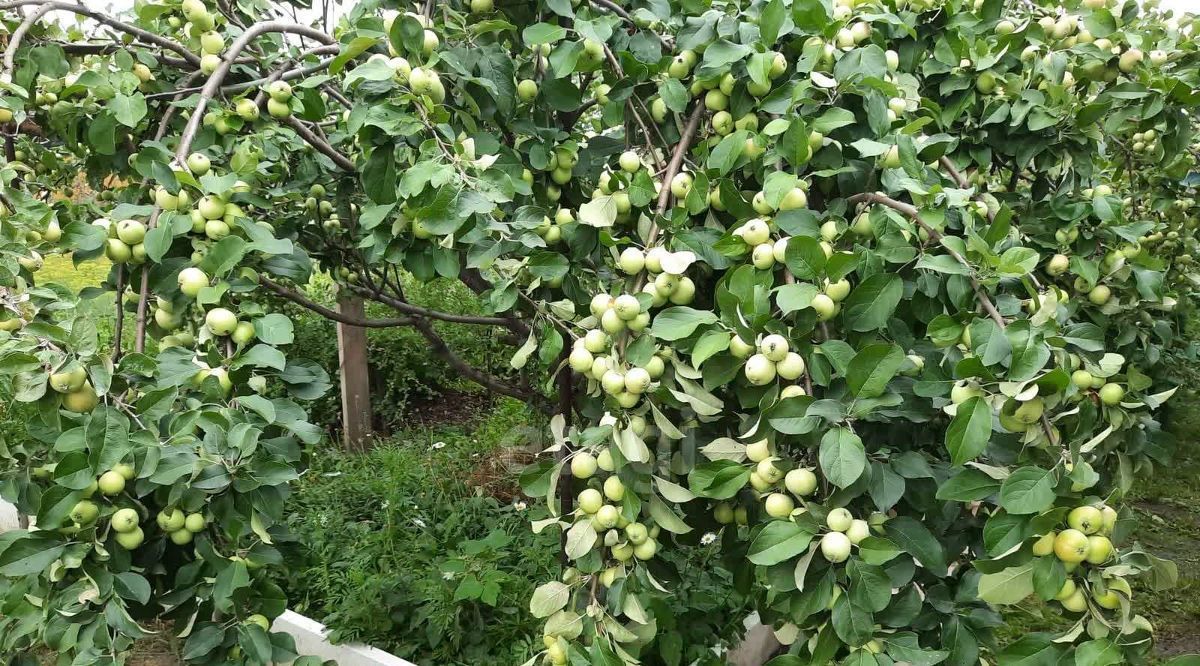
0, 0, 1197, 665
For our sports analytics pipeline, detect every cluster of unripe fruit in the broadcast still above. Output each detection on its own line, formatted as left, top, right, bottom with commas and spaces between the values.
1031, 504, 1123, 612
173, 0, 227, 76
617, 248, 697, 307
46, 363, 99, 414
732, 333, 807, 387
570, 449, 662, 565
65, 463, 135, 531
570, 297, 667, 410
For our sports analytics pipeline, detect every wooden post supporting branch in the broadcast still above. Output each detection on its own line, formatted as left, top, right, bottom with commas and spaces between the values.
335, 294, 373, 451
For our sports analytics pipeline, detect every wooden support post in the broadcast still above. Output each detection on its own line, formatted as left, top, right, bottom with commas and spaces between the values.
336, 294, 373, 451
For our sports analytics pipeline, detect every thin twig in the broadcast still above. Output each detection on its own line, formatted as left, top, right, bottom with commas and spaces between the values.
0, 1, 202, 66
111, 266, 125, 363
346, 283, 515, 327
3, 3, 55, 79
281, 115, 355, 171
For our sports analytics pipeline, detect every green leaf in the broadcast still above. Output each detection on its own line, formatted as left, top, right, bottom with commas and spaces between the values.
884, 517, 948, 576
847, 559, 892, 612
183, 624, 227, 661
847, 344, 904, 398
522, 22, 567, 45
830, 594, 874, 647
945, 397, 992, 465
253, 313, 295, 345
977, 562, 1035, 605
651, 307, 717, 341
819, 427, 866, 488
842, 274, 902, 332
999, 466, 1056, 515
936, 468, 1000, 501
109, 93, 147, 127
688, 460, 750, 499
578, 196, 617, 227
748, 521, 815, 566
0, 533, 64, 577
783, 235, 827, 281
529, 581, 570, 618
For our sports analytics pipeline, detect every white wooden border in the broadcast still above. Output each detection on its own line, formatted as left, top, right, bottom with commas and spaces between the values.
272, 611, 418, 666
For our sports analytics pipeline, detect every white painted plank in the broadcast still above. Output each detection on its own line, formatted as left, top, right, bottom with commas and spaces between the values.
272, 610, 418, 666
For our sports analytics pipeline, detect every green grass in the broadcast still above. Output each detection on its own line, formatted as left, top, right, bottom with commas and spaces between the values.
39, 253, 111, 291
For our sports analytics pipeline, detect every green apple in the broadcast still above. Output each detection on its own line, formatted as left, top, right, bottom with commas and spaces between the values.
169, 529, 194, 545
603, 476, 625, 501
184, 513, 206, 532
827, 508, 853, 532
811, 293, 836, 320
820, 531, 852, 563
266, 98, 291, 118
1054, 528, 1091, 563
1069, 506, 1103, 534
744, 354, 776, 386
824, 279, 851, 302
197, 195, 226, 220
1088, 285, 1111, 305
49, 366, 87, 393
571, 453, 597, 480
234, 97, 259, 121
624, 367, 651, 394
205, 308, 238, 336
115, 526, 145, 550
1098, 383, 1124, 405
186, 152, 211, 175
714, 503, 735, 524
1060, 588, 1088, 612
670, 172, 693, 198
764, 493, 794, 518
1099, 506, 1117, 535
267, 80, 292, 101
517, 78, 538, 102
70, 500, 100, 526
881, 145, 901, 168
231, 321, 256, 346
1118, 48, 1143, 73
177, 267, 209, 297
98, 470, 126, 496
1093, 588, 1120, 609
199, 30, 224, 55
785, 468, 817, 496
1071, 369, 1093, 389
846, 519, 870, 545
633, 538, 658, 560
62, 384, 98, 412
116, 219, 146, 245
745, 438, 771, 463
204, 219, 230, 239
1086, 535, 1113, 564
1032, 531, 1056, 556
1047, 253, 1069, 275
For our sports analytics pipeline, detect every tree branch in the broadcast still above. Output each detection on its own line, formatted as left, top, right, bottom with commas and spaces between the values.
346, 283, 516, 327
408, 315, 548, 411
590, 0, 673, 49
143, 53, 338, 100
111, 265, 125, 363
847, 192, 1006, 328
132, 208, 162, 353
260, 277, 416, 327
3, 3, 56, 79
654, 103, 706, 217
281, 115, 356, 171
0, 1, 202, 67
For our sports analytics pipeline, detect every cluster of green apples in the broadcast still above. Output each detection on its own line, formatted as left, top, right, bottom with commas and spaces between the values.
156, 507, 208, 546
569, 444, 663, 585
730, 332, 808, 388
570, 296, 666, 410
1031, 504, 1127, 613
63, 462, 135, 534
380, 12, 446, 103
45, 362, 99, 414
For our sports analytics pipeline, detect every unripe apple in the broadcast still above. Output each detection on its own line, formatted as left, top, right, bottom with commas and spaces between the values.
764, 493, 794, 518
571, 452, 597, 479
600, 308, 625, 334
1047, 253, 1070, 276
205, 308, 238, 336
1054, 528, 1091, 563
1068, 506, 1103, 534
62, 383, 98, 412
601, 370, 626, 395
846, 519, 870, 545
1060, 589, 1088, 612
749, 471, 773, 492
1032, 531, 1057, 556
1100, 506, 1117, 535
204, 219, 230, 240
70, 500, 101, 526
751, 243, 775, 269
266, 98, 291, 118
422, 29, 439, 54
1118, 49, 1143, 73
811, 293, 836, 321
785, 468, 817, 496
568, 347, 594, 373
470, 0, 493, 12
714, 503, 735, 524
776, 352, 806, 380
1086, 535, 1114, 564
759, 335, 789, 362
824, 279, 851, 302
744, 354, 776, 386
115, 527, 145, 550
746, 438, 771, 463
618, 150, 641, 173
98, 470, 126, 496
198, 195, 226, 221
603, 476, 625, 502
624, 367, 651, 394
826, 508, 853, 532
670, 172, 693, 199
49, 366, 87, 393
1088, 285, 1111, 305
881, 145, 901, 169
583, 329, 608, 353
613, 294, 641, 321
711, 110, 733, 135
231, 321, 255, 346
654, 272, 679, 297
1098, 383, 1124, 405
618, 247, 645, 275
578, 489, 603, 514
633, 538, 658, 560
115, 219, 146, 245
739, 218, 770, 245
199, 30, 224, 55
650, 98, 668, 123
821, 531, 852, 563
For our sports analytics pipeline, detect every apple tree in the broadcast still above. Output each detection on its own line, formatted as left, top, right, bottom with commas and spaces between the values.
0, 0, 1197, 664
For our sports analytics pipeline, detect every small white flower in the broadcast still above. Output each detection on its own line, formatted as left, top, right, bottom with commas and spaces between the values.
413, 518, 427, 528
431, 441, 446, 450
442, 571, 455, 580
700, 532, 717, 546
514, 501, 528, 511
380, 501, 389, 510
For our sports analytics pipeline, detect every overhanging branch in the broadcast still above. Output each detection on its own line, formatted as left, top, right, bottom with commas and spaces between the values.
260, 277, 415, 327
